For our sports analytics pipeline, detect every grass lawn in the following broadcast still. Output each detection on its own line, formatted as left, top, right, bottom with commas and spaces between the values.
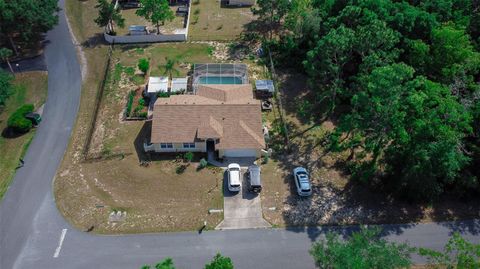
0, 71, 48, 200
188, 0, 256, 41
117, 7, 185, 36
116, 43, 214, 77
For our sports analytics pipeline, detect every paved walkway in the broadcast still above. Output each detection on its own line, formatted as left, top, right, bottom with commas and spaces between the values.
216, 169, 271, 230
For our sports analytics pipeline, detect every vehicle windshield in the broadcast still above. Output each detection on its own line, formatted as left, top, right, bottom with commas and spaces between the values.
229, 167, 240, 171
231, 184, 240, 187
301, 188, 311, 192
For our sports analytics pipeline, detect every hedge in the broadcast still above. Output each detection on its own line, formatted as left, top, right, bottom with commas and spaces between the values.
7, 104, 34, 133
126, 90, 135, 117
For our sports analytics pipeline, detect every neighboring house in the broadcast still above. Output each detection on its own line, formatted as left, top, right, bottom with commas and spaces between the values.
145, 84, 265, 158
226, 0, 255, 6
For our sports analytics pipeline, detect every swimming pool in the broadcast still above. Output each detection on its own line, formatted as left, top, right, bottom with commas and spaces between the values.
198, 76, 243, 85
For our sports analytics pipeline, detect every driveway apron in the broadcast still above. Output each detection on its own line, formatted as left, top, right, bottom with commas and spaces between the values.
216, 169, 271, 230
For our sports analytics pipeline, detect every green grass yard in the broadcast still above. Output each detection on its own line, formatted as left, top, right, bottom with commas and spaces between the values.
114, 43, 214, 77
0, 71, 48, 200
188, 0, 256, 41
118, 7, 185, 36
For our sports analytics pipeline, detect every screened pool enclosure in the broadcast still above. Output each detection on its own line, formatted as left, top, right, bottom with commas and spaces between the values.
193, 64, 248, 89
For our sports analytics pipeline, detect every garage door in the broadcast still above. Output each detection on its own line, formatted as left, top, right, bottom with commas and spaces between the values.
223, 149, 257, 158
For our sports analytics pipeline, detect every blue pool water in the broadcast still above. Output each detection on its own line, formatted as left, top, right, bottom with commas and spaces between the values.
198, 76, 243, 84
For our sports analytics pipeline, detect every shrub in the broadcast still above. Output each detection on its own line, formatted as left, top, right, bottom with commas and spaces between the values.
138, 111, 148, 118
262, 154, 269, 164
126, 91, 135, 117
157, 92, 171, 98
176, 165, 187, 174
207, 46, 214, 56
7, 104, 34, 133
194, 8, 200, 15
134, 104, 144, 114
124, 66, 135, 76
198, 158, 208, 170
184, 152, 194, 162
138, 58, 150, 74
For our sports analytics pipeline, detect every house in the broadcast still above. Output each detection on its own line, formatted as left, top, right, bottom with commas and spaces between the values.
145, 84, 265, 158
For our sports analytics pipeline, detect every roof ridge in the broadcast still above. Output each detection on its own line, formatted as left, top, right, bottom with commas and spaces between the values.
239, 120, 265, 148
209, 115, 223, 137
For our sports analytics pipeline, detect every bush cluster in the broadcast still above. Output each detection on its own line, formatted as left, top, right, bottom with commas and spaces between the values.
7, 104, 34, 133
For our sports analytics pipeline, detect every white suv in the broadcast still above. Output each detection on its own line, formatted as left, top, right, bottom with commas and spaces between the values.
227, 163, 241, 192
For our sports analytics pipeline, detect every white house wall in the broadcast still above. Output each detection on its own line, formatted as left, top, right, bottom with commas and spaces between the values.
149, 142, 206, 153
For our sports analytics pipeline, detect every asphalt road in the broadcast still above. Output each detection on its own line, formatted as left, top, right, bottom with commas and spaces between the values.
0, 1, 479, 269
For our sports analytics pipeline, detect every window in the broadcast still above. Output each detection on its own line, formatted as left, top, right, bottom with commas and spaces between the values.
160, 143, 173, 149
183, 143, 195, 149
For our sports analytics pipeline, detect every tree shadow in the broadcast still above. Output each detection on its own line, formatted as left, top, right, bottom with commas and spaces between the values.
81, 33, 109, 49
117, 43, 153, 52
438, 219, 480, 236
1, 127, 27, 139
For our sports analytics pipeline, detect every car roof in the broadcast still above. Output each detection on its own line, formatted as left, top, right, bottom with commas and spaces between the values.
228, 163, 240, 169
229, 169, 240, 184
294, 167, 308, 173
248, 165, 261, 185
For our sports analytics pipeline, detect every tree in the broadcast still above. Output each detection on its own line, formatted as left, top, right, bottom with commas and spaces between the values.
160, 56, 180, 82
204, 253, 234, 269
0, 0, 58, 53
136, 0, 175, 34
141, 257, 176, 269
0, 69, 13, 107
94, 0, 125, 34
0, 47, 14, 74
331, 64, 472, 200
430, 24, 480, 85
138, 58, 150, 74
310, 227, 413, 269
419, 232, 480, 269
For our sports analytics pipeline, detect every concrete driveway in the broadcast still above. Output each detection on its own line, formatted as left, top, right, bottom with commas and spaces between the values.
216, 169, 271, 230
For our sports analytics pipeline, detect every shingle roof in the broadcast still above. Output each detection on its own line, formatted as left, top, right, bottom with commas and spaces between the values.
151, 84, 265, 150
